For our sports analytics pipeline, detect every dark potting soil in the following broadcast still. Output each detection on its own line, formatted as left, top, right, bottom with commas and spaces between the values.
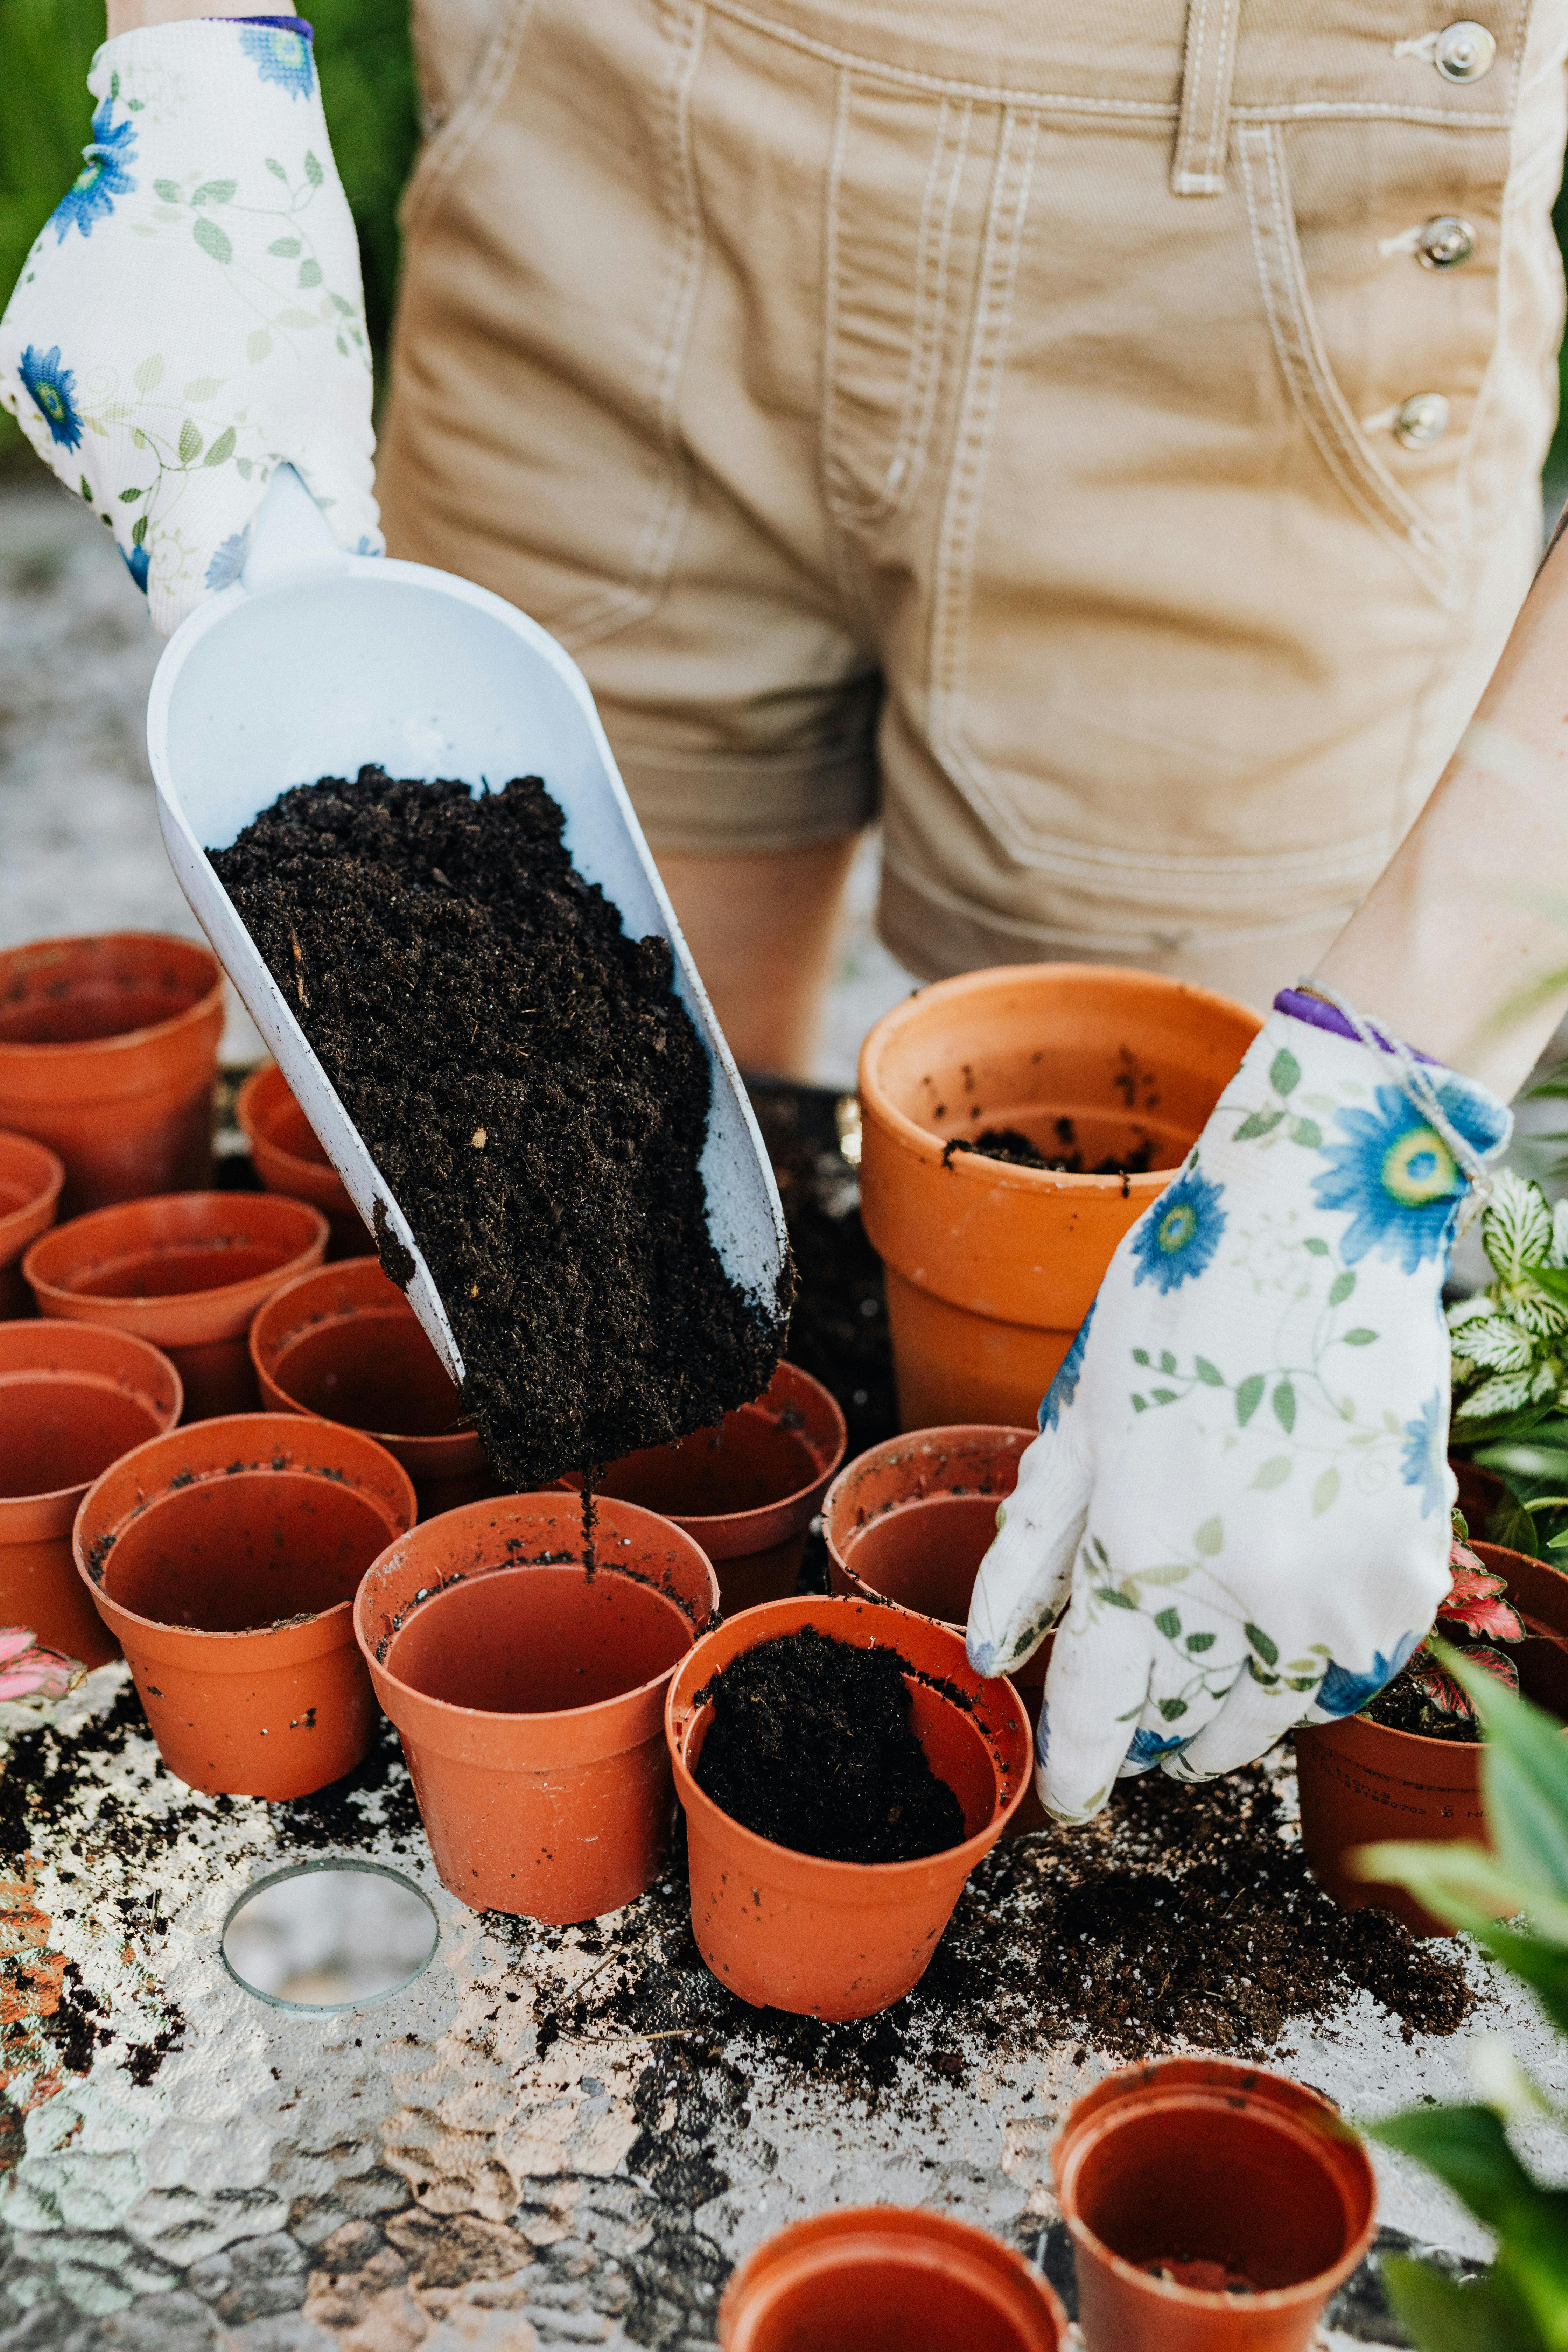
943, 1116, 1157, 1176
210, 770, 789, 1488
1364, 1670, 1484, 1745
693, 1626, 965, 1864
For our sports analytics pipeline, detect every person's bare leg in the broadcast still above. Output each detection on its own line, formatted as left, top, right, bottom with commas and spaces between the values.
656, 838, 861, 1078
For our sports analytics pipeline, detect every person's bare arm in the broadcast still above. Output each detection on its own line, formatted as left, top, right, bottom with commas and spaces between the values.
1316, 528, 1568, 1100
106, 0, 294, 31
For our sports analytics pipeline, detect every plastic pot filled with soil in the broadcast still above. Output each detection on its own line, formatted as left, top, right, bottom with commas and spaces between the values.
0, 933, 225, 1216
1054, 2057, 1376, 2352
74, 1412, 414, 1798
26, 1192, 329, 1422
665, 1593, 1031, 2019
237, 1063, 371, 1258
822, 1423, 1046, 1832
0, 1130, 64, 1318
356, 1493, 719, 1922
718, 2207, 1068, 2352
857, 966, 1260, 1428
561, 1363, 846, 1615
1295, 1538, 1568, 1936
251, 1257, 502, 1519
0, 1323, 182, 1669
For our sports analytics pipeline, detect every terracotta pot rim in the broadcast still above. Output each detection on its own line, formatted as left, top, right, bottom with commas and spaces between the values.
666, 1593, 1030, 1882
0, 1132, 66, 1239
0, 932, 224, 1063
822, 1422, 1033, 1588
858, 963, 1244, 1193
0, 1361, 186, 1518
25, 1192, 331, 1314
358, 1496, 720, 1730
250, 1255, 480, 1450
0, 1324, 185, 1523
718, 2205, 1067, 2347
73, 1409, 415, 1647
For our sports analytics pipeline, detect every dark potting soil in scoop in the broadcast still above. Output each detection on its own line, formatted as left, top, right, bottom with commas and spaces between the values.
943, 1117, 1157, 1176
693, 1626, 965, 1864
210, 770, 789, 1488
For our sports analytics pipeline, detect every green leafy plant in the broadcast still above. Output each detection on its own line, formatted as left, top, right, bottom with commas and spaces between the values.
1367, 1518, 1526, 1730
1448, 1170, 1568, 1558
1353, 1647, 1568, 2349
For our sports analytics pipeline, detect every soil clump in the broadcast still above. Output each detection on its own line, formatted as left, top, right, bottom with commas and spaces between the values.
943, 1116, 1157, 1175
211, 770, 788, 1487
1364, 1671, 1483, 1745
693, 1625, 965, 1864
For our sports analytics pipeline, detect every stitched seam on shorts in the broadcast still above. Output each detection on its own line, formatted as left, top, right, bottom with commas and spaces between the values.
550, 0, 709, 646
926, 109, 1038, 831
1238, 124, 1460, 607
1171, 0, 1240, 196
822, 90, 968, 531
398, 0, 539, 243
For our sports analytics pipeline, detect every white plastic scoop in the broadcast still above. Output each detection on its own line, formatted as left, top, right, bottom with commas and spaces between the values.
147, 465, 789, 1388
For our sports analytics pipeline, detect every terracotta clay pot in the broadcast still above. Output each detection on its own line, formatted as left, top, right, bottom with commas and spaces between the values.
356, 1494, 719, 1921
719, 2207, 1068, 2352
74, 1412, 414, 1798
0, 1323, 182, 1667
1295, 1541, 1568, 1936
0, 1131, 64, 1319
822, 1424, 1046, 1832
26, 1192, 328, 1422
0, 933, 224, 1215
858, 965, 1260, 1429
1054, 2057, 1376, 2352
251, 1257, 502, 1519
237, 1063, 370, 1258
665, 1592, 1031, 2019
564, 1364, 846, 1615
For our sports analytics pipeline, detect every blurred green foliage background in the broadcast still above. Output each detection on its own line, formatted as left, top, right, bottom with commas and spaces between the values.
2, 0, 1568, 493
0, 0, 419, 463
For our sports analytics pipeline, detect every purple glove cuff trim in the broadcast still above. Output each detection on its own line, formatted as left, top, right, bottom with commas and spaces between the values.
207, 16, 313, 32
1274, 988, 1439, 1068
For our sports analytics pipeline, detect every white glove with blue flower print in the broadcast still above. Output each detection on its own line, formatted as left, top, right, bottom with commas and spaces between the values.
966, 1002, 1511, 1825
0, 18, 380, 636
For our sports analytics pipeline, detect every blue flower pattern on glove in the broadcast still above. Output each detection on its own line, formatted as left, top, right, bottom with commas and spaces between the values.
122, 541, 149, 593
204, 527, 251, 590
18, 346, 83, 449
1400, 1388, 1448, 1518
1125, 1727, 1192, 1767
1315, 1631, 1421, 1718
1315, 1079, 1510, 1273
51, 98, 137, 241
1130, 1162, 1226, 1294
1040, 1302, 1096, 1431
240, 24, 315, 98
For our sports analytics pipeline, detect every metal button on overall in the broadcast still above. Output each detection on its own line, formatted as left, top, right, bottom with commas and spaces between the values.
1416, 215, 1475, 268
1393, 393, 1453, 447
1433, 21, 1497, 80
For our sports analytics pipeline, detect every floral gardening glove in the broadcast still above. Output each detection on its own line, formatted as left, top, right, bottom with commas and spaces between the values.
965, 995, 1511, 1825
0, 18, 380, 635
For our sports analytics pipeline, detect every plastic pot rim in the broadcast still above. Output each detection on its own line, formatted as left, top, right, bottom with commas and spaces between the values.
0, 932, 224, 1065
821, 1422, 1034, 1615
718, 2204, 1068, 2348
357, 1497, 721, 1734
665, 1593, 1031, 1886
0, 1324, 185, 1519
250, 1255, 480, 1451
25, 1192, 331, 1317
0, 1133, 66, 1239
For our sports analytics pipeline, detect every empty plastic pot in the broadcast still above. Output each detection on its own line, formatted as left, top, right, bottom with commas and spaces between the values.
857, 966, 1260, 1428
565, 1363, 846, 1615
666, 1593, 1031, 2019
356, 1494, 719, 1921
719, 2207, 1068, 2351
26, 1192, 328, 1421
1294, 1540, 1568, 1935
237, 1063, 370, 1257
1054, 2057, 1376, 2352
0, 1323, 182, 1667
0, 1130, 64, 1318
0, 933, 224, 1214
823, 1424, 1045, 1830
251, 1257, 500, 1518
74, 1412, 414, 1798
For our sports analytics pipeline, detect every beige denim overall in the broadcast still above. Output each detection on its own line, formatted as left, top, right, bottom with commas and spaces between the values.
378, 1, 1567, 1007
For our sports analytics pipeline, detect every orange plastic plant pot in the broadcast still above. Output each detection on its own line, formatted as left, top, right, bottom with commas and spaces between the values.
26, 1191, 329, 1421
250, 1256, 502, 1516
73, 1412, 414, 1799
356, 1494, 719, 1922
0, 1130, 64, 1319
0, 934, 225, 1215
857, 965, 1259, 1429
665, 1593, 1031, 2020
718, 2207, 1069, 2351
822, 1424, 1046, 1830
563, 1364, 847, 1616
237, 1063, 370, 1258
1294, 1541, 1568, 1935
0, 1323, 182, 1668
1053, 2057, 1376, 2352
